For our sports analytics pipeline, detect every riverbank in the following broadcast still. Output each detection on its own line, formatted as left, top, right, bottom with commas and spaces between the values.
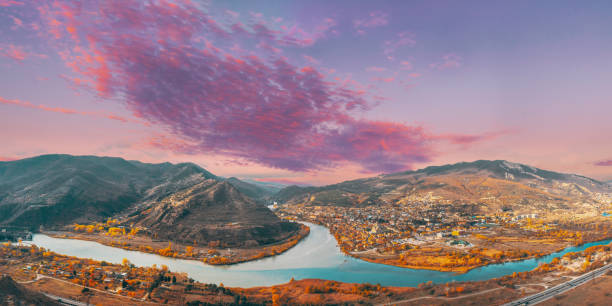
2, 240, 611, 305
43, 223, 310, 266
286, 211, 612, 273
22, 222, 612, 288
345, 235, 610, 273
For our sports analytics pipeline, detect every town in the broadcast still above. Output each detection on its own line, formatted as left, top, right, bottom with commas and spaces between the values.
277, 201, 612, 271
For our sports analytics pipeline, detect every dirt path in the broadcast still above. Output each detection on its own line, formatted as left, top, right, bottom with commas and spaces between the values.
20, 273, 161, 305
376, 287, 505, 305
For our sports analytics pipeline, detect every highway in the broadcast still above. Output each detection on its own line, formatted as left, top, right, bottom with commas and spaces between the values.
503, 263, 612, 305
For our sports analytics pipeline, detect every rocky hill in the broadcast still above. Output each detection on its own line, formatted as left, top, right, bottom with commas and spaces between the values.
127, 180, 298, 247
0, 155, 299, 246
225, 177, 279, 203
274, 160, 612, 214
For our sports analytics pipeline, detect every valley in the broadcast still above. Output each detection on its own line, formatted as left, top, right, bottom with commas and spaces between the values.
0, 155, 308, 264
2, 156, 612, 305
279, 204, 612, 272
1, 234, 611, 305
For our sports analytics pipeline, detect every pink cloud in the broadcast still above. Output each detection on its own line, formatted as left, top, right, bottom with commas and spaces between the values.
383, 32, 416, 60
0, 44, 48, 62
373, 76, 395, 83
430, 53, 462, 70
432, 130, 511, 146
0, 96, 135, 123
303, 54, 320, 65
0, 44, 27, 61
222, 159, 251, 167
254, 177, 311, 187
225, 10, 239, 19
10, 16, 23, 28
594, 160, 612, 167
366, 66, 387, 72
354, 11, 389, 34
400, 61, 413, 70
31, 0, 497, 173
0, 0, 23, 7
0, 156, 18, 161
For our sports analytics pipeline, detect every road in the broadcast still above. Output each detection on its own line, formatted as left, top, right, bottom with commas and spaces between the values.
41, 292, 88, 306
503, 263, 612, 306
18, 273, 159, 305
376, 287, 505, 305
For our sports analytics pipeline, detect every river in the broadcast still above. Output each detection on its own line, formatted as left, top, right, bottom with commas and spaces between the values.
28, 222, 612, 288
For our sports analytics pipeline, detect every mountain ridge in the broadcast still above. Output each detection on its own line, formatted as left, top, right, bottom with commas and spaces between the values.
0, 154, 299, 247
274, 160, 612, 213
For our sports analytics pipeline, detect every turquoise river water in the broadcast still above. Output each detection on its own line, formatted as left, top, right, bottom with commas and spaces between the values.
28, 222, 612, 288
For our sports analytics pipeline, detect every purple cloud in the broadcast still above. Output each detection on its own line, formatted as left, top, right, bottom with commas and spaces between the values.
383, 31, 416, 60
354, 11, 389, 35
595, 160, 612, 167
29, 0, 496, 173
430, 54, 462, 70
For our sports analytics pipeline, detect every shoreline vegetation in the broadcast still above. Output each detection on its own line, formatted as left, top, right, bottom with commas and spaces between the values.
36, 215, 612, 273
44, 220, 310, 266
278, 208, 612, 273
1, 240, 611, 305
341, 232, 612, 273
348, 237, 611, 273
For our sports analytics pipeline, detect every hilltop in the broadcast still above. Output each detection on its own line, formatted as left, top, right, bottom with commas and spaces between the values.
225, 177, 281, 203
0, 154, 300, 247
274, 160, 612, 214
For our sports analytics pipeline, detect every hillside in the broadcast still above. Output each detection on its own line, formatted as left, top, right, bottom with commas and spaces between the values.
0, 154, 214, 227
0, 275, 61, 305
0, 154, 299, 246
225, 177, 279, 203
127, 180, 299, 247
274, 160, 612, 213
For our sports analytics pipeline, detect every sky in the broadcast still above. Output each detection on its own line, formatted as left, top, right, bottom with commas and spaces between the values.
1, 0, 612, 185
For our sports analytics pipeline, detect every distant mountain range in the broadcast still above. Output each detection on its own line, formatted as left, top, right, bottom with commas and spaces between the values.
0, 154, 299, 247
274, 160, 612, 213
225, 177, 281, 202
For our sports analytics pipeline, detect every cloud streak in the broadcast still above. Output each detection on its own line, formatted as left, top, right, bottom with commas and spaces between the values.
0, 96, 134, 123
594, 160, 612, 167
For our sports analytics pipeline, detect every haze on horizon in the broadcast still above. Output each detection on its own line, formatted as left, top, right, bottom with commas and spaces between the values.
1, 0, 612, 185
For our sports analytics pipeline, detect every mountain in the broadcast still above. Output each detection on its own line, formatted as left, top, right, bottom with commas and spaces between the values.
225, 177, 279, 203
0, 154, 299, 246
128, 180, 298, 246
274, 160, 612, 213
242, 179, 289, 192
0, 154, 214, 227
